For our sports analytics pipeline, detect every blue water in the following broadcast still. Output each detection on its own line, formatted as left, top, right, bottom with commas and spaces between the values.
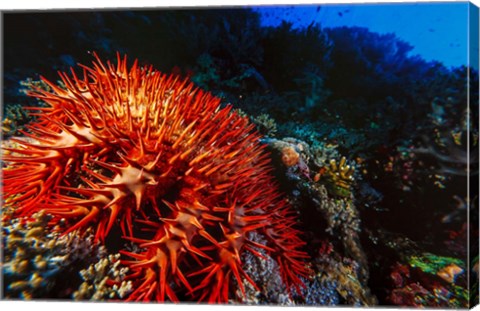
254, 2, 475, 70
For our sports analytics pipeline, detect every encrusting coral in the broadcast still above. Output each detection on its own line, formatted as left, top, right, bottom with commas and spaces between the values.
2, 53, 311, 303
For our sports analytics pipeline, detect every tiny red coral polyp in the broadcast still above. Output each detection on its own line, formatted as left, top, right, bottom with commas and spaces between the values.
3, 53, 310, 302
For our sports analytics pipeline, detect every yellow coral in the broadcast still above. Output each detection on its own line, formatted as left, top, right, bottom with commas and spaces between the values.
315, 156, 355, 197
2, 117, 13, 134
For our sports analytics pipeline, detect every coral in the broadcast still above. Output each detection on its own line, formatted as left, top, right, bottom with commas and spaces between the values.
19, 77, 62, 96
280, 146, 300, 167
301, 274, 340, 306
239, 232, 296, 305
262, 137, 310, 179
262, 137, 365, 271
2, 117, 14, 135
73, 254, 133, 300
305, 183, 367, 280
251, 113, 278, 137
314, 156, 355, 198
387, 260, 468, 308
233, 111, 278, 138
191, 54, 266, 96
262, 21, 332, 94
314, 186, 360, 237
291, 66, 331, 112
414, 132, 473, 177
2, 104, 32, 137
313, 255, 376, 306
2, 53, 310, 303
191, 53, 221, 90
408, 253, 464, 278
436, 264, 463, 284
413, 103, 478, 182
240, 232, 342, 306
309, 141, 341, 168
384, 250, 468, 308
2, 78, 59, 137
262, 136, 375, 305
1, 209, 107, 299
278, 123, 323, 147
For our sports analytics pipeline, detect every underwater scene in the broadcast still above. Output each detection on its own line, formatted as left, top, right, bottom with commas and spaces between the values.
1, 2, 479, 308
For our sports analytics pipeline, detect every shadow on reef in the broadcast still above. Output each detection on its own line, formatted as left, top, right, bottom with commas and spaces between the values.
2, 6, 478, 307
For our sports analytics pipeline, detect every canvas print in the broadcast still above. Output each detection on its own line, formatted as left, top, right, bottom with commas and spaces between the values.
1, 1, 479, 308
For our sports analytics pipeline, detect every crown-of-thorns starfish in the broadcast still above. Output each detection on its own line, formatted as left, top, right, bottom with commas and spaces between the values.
3, 53, 311, 302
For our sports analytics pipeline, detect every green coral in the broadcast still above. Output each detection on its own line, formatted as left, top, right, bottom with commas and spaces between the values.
408, 253, 464, 275
2, 77, 60, 137
251, 113, 278, 137
18, 77, 59, 95
191, 53, 265, 99
191, 53, 221, 91
2, 104, 31, 137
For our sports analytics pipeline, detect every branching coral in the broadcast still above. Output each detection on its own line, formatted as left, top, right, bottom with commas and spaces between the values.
315, 156, 355, 198
2, 210, 106, 299
74, 253, 133, 300
251, 113, 278, 137
2, 53, 310, 303
2, 104, 32, 137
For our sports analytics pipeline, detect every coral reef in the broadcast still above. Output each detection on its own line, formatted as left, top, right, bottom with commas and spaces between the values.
413, 108, 477, 177
2, 7, 477, 307
312, 254, 376, 306
250, 113, 278, 137
239, 231, 297, 305
2, 54, 310, 303
73, 254, 133, 300
387, 257, 468, 308
262, 137, 311, 179
2, 209, 106, 299
281, 146, 300, 167
239, 232, 356, 306
408, 253, 464, 279
262, 137, 375, 306
2, 104, 32, 137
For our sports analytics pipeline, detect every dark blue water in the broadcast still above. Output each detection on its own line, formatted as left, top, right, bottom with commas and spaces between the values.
255, 2, 475, 70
